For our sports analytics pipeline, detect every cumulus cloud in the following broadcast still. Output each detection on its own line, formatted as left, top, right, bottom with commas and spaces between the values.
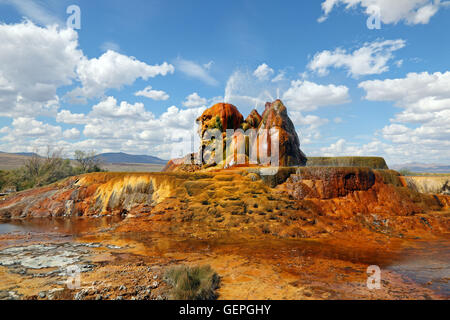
90, 96, 154, 120
0, 21, 175, 117
357, 71, 450, 163
1, 0, 64, 26
318, 135, 450, 164
316, 70, 450, 164
0, 21, 82, 117
63, 128, 81, 140
359, 71, 450, 112
1, 96, 206, 158
224, 68, 289, 113
135, 86, 170, 101
253, 63, 275, 81
308, 40, 406, 78
182, 92, 208, 108
222, 66, 349, 146
68, 50, 174, 103
0, 116, 71, 153
318, 0, 449, 25
282, 80, 350, 111
100, 41, 121, 52
76, 99, 206, 159
175, 58, 219, 86
272, 71, 287, 83
289, 112, 329, 144
56, 110, 86, 124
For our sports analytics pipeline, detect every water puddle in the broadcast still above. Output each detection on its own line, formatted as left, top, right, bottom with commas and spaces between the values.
0, 217, 123, 236
0, 218, 448, 298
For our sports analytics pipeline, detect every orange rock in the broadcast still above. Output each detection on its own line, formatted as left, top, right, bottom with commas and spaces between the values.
244, 109, 262, 129
256, 100, 307, 167
196, 103, 244, 137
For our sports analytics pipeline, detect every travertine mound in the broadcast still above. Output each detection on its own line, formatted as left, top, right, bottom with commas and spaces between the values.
307, 157, 389, 170
168, 100, 308, 171
256, 100, 307, 167
196, 103, 244, 137
244, 109, 262, 130
1, 169, 449, 241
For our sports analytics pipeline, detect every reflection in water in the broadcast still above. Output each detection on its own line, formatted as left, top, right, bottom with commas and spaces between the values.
0, 218, 449, 298
113, 231, 450, 297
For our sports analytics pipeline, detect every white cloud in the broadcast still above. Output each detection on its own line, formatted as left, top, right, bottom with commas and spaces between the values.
100, 41, 120, 52
0, 116, 71, 152
321, 138, 347, 154
68, 50, 174, 103
253, 63, 274, 81
289, 112, 329, 144
182, 92, 208, 108
318, 0, 449, 25
63, 128, 80, 140
75, 98, 206, 159
224, 70, 284, 113
0, 21, 82, 117
357, 71, 450, 163
320, 71, 450, 163
1, 0, 64, 26
175, 58, 218, 86
223, 68, 349, 146
56, 110, 86, 124
308, 40, 406, 78
0, 21, 175, 119
282, 80, 350, 111
318, 135, 450, 164
135, 86, 170, 101
272, 71, 287, 83
359, 71, 450, 112
0, 95, 206, 159
203, 61, 214, 70
90, 96, 154, 120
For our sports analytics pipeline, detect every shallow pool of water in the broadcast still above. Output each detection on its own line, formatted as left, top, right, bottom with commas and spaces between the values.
0, 218, 448, 298
0, 217, 123, 236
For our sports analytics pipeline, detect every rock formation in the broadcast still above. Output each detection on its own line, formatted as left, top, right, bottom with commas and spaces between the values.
243, 109, 262, 130
1, 169, 449, 242
256, 100, 307, 167
195, 103, 244, 167
167, 100, 307, 171
196, 103, 244, 138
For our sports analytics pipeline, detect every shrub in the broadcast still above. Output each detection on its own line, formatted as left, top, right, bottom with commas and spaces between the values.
164, 265, 220, 300
0, 148, 106, 192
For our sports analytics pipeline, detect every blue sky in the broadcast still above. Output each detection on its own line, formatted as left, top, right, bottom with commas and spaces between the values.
0, 0, 449, 165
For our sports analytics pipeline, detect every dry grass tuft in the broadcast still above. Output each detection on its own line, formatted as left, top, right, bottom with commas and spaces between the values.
164, 265, 220, 300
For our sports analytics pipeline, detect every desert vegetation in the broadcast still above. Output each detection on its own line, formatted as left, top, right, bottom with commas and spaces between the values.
164, 265, 220, 300
0, 148, 104, 193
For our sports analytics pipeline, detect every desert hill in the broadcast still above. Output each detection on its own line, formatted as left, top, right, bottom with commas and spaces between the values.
0, 151, 166, 172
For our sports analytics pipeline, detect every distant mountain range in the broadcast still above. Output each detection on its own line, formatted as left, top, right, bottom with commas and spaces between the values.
97, 152, 167, 165
0, 151, 38, 157
0, 151, 167, 165
390, 163, 450, 173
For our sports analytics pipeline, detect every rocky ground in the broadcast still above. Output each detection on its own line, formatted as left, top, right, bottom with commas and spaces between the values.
0, 167, 449, 300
